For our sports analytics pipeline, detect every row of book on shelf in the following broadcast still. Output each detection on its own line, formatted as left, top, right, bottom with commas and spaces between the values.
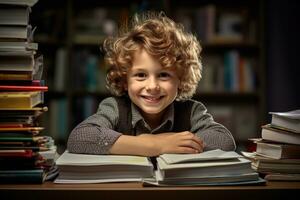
199, 51, 256, 93
0, 0, 57, 183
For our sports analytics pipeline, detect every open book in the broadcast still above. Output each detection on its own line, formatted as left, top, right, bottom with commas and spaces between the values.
55, 149, 265, 185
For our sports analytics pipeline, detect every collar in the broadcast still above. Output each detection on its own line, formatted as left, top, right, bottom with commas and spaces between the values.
131, 102, 174, 131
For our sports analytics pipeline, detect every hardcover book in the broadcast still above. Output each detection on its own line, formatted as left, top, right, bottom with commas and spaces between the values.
256, 142, 300, 159
269, 110, 300, 133
0, 91, 44, 108
261, 125, 300, 145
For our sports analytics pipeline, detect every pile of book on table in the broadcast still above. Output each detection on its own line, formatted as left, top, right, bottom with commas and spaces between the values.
0, 0, 58, 184
54, 149, 265, 186
243, 109, 300, 181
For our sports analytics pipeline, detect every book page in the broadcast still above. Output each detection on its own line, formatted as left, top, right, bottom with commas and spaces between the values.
269, 109, 300, 119
56, 151, 152, 166
160, 149, 242, 164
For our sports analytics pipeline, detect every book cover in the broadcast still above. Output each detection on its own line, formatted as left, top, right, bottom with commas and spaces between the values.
0, 53, 34, 71
0, 25, 33, 40
0, 169, 45, 184
0, 91, 44, 109
0, 126, 44, 132
0, 41, 38, 52
0, 6, 30, 26
261, 125, 300, 145
0, 85, 48, 91
0, 0, 38, 7
264, 173, 300, 181
256, 142, 300, 159
0, 71, 33, 80
269, 110, 300, 133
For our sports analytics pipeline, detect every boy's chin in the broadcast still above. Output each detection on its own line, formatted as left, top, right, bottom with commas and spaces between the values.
140, 107, 164, 115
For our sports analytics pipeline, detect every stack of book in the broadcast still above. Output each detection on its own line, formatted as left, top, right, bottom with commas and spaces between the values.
244, 109, 300, 181
0, 0, 58, 183
147, 149, 264, 186
55, 149, 265, 186
55, 151, 154, 184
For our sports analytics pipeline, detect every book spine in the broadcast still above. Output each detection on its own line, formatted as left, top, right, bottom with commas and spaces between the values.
0, 170, 44, 184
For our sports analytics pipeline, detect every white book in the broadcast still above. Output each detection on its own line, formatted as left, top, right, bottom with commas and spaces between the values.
0, 0, 38, 7
0, 53, 34, 71
261, 125, 300, 145
269, 109, 300, 120
150, 150, 261, 186
55, 151, 154, 184
0, 41, 38, 52
256, 142, 300, 159
0, 7, 30, 26
0, 25, 32, 40
157, 157, 254, 179
153, 171, 260, 185
269, 110, 300, 133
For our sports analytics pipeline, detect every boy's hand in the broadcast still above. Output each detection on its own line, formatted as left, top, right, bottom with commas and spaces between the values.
139, 131, 204, 155
110, 131, 204, 157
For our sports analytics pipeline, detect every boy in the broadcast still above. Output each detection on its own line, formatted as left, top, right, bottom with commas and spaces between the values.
67, 12, 236, 156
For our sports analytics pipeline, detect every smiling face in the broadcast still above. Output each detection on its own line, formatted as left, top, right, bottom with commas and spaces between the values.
126, 49, 180, 123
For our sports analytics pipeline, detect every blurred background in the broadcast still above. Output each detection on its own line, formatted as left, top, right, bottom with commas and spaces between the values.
30, 0, 300, 153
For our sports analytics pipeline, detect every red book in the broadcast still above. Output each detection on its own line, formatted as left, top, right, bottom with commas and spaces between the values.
0, 149, 35, 158
0, 85, 48, 91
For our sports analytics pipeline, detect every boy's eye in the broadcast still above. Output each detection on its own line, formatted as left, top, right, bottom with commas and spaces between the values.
159, 72, 171, 79
134, 72, 147, 79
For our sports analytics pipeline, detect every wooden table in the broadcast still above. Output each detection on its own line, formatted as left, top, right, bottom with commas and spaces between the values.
1, 181, 300, 200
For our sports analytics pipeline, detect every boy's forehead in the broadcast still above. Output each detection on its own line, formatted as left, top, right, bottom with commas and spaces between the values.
131, 48, 179, 72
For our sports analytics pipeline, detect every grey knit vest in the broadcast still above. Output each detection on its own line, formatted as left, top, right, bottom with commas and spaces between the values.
114, 96, 194, 135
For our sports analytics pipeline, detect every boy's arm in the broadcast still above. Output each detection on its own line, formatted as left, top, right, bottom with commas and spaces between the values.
190, 102, 236, 151
67, 97, 122, 154
67, 97, 203, 156
109, 131, 204, 157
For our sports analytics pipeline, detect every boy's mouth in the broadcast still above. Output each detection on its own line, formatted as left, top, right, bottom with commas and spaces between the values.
141, 95, 164, 103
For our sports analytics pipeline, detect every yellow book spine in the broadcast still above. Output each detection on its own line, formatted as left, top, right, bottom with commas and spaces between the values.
0, 92, 40, 109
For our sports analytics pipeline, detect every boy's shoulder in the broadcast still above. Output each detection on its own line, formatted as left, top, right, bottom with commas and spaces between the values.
174, 98, 203, 107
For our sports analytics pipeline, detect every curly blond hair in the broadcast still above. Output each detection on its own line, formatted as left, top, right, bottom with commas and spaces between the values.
103, 12, 202, 101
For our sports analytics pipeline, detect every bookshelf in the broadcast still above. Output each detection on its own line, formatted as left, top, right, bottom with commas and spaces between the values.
31, 0, 266, 153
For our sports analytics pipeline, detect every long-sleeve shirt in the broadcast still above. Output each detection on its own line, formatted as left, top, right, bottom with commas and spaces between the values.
67, 97, 236, 154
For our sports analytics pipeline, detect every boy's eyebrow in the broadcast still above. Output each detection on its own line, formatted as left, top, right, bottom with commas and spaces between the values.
130, 67, 146, 71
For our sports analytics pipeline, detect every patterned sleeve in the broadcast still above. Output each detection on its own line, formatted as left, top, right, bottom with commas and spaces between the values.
190, 101, 236, 151
67, 97, 122, 154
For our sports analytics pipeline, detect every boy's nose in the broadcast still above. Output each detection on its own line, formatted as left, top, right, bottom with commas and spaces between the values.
145, 78, 160, 91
